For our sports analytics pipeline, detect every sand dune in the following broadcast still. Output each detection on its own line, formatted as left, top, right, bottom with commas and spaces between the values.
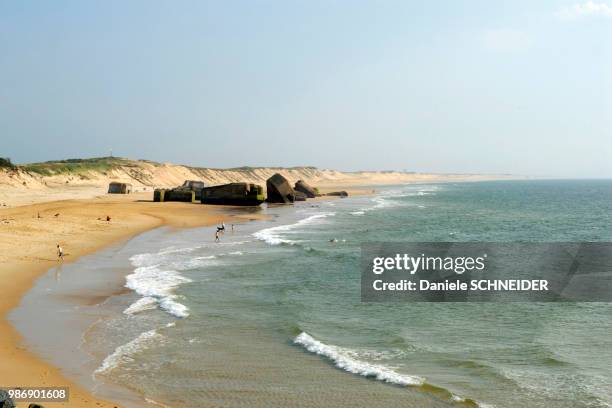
0, 157, 516, 207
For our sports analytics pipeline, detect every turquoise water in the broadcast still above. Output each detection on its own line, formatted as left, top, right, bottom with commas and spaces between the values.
49, 181, 612, 407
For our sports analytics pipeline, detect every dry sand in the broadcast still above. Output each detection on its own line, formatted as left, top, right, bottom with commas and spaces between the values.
0, 192, 263, 408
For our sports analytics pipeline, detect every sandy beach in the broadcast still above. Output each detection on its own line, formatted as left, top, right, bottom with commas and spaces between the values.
6, 2, 604, 405
0, 161, 514, 407
0, 184, 371, 407
0, 191, 266, 408
3, 178, 608, 408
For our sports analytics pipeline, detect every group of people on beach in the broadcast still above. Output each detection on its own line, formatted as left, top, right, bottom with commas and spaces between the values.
56, 221, 233, 260
55, 214, 112, 261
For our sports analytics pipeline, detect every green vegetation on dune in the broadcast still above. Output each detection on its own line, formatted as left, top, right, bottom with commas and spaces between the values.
21, 156, 131, 176
0, 157, 16, 168
14, 156, 323, 180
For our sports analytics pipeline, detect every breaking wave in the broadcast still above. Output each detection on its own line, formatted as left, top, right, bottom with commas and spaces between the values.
123, 296, 158, 315
294, 332, 424, 386
95, 329, 163, 375
253, 213, 335, 246
352, 186, 440, 215
123, 239, 251, 318
124, 254, 193, 318
294, 332, 487, 406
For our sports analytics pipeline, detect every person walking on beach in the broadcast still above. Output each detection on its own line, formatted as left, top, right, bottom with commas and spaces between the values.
57, 244, 64, 261
215, 230, 220, 242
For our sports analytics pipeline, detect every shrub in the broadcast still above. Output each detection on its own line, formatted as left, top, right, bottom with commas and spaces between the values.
0, 157, 15, 168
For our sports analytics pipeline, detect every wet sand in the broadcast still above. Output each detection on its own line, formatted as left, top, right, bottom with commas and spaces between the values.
10, 207, 458, 408
0, 188, 370, 407
0, 192, 262, 407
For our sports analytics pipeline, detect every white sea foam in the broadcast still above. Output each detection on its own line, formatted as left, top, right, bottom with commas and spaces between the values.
177, 255, 218, 271
123, 296, 157, 315
253, 213, 335, 246
294, 332, 424, 386
144, 397, 172, 408
124, 237, 240, 318
294, 332, 491, 406
129, 252, 162, 268
95, 329, 162, 375
125, 265, 190, 297
124, 258, 192, 318
372, 196, 397, 209
155, 240, 250, 254
452, 395, 495, 408
159, 297, 189, 318
158, 246, 200, 255
218, 240, 252, 246
352, 189, 412, 214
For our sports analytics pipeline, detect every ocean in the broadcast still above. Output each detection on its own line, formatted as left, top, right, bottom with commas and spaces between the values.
12, 180, 612, 408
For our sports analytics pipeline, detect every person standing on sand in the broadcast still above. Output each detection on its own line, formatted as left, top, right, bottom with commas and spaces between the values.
57, 244, 64, 261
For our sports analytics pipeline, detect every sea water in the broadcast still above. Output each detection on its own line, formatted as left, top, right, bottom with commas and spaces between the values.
15, 180, 612, 407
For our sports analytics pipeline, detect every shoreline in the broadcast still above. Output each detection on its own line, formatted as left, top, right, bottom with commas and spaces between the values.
0, 192, 265, 407
1, 181, 503, 407
13, 226, 213, 408
0, 187, 367, 407
12, 190, 452, 408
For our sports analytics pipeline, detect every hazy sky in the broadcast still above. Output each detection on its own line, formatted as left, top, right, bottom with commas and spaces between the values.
2, 1, 611, 177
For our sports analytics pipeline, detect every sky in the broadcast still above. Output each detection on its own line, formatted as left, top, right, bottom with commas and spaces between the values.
1, 0, 611, 177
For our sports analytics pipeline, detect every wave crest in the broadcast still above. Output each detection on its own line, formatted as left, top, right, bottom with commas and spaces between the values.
124, 259, 192, 318
253, 213, 335, 246
95, 329, 163, 375
294, 332, 424, 386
